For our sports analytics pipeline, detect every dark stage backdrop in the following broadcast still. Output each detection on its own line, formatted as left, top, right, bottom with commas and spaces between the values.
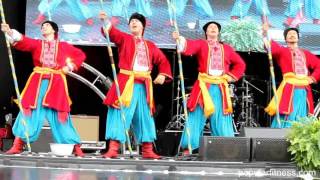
0, 0, 28, 127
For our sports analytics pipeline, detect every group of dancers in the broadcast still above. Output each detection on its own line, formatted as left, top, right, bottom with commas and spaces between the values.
1, 6, 320, 158
31, 0, 320, 28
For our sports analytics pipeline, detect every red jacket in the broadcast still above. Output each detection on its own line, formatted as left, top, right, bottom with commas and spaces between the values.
182, 39, 246, 113
270, 40, 320, 114
102, 26, 172, 113
14, 36, 86, 121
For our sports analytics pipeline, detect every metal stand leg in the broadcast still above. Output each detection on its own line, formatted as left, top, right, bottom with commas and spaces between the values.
166, 79, 186, 131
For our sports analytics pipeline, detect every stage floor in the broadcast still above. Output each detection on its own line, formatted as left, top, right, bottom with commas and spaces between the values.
0, 152, 308, 179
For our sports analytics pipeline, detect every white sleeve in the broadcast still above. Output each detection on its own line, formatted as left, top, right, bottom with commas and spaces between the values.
102, 20, 112, 33
177, 36, 186, 52
263, 37, 270, 49
5, 29, 22, 44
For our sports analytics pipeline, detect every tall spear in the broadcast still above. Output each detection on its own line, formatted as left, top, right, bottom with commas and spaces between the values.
262, 9, 281, 126
120, 0, 129, 22
99, 0, 133, 157
46, 0, 52, 21
0, 0, 31, 152
166, 0, 173, 26
167, 0, 192, 154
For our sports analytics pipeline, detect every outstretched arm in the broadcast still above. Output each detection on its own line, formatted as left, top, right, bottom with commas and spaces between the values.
1, 23, 38, 52
99, 11, 128, 46
262, 22, 283, 58
172, 31, 186, 52
171, 30, 202, 56
1, 23, 22, 44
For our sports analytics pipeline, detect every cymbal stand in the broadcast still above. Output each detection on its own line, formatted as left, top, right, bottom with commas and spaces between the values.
166, 79, 185, 130
242, 76, 249, 126
237, 76, 261, 129
244, 78, 263, 127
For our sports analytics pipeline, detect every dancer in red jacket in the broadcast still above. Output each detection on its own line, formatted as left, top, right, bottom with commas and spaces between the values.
100, 11, 172, 159
1, 21, 86, 156
172, 21, 246, 154
263, 24, 320, 128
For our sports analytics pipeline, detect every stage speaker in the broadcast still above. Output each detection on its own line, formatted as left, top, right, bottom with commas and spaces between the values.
31, 115, 99, 153
240, 127, 289, 138
31, 126, 53, 153
155, 131, 181, 156
240, 127, 291, 162
71, 115, 99, 141
1, 129, 53, 153
199, 136, 250, 162
252, 138, 291, 162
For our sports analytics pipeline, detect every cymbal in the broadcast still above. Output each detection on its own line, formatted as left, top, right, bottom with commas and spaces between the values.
238, 95, 253, 98
243, 74, 257, 77
241, 76, 268, 82
174, 76, 191, 80
236, 87, 251, 91
186, 86, 193, 90
173, 94, 190, 101
242, 75, 258, 79
176, 85, 193, 90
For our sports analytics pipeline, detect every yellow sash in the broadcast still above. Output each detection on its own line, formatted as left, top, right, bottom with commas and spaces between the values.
21, 66, 71, 108
198, 73, 233, 118
265, 72, 310, 115
33, 66, 65, 75
119, 69, 152, 109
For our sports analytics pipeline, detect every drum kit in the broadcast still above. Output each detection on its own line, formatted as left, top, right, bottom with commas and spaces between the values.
232, 76, 264, 133
166, 75, 266, 134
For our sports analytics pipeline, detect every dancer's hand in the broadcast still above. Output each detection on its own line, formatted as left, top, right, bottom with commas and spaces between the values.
307, 76, 315, 84
62, 66, 70, 74
153, 74, 166, 85
262, 23, 269, 37
263, 37, 270, 49
172, 31, 179, 41
172, 31, 186, 52
223, 74, 235, 83
99, 11, 108, 21
1, 23, 12, 35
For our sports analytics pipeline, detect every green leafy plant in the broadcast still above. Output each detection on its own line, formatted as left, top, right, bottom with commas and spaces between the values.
220, 18, 265, 52
287, 116, 320, 171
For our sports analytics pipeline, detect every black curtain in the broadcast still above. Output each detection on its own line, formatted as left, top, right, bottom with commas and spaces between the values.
0, 0, 27, 127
